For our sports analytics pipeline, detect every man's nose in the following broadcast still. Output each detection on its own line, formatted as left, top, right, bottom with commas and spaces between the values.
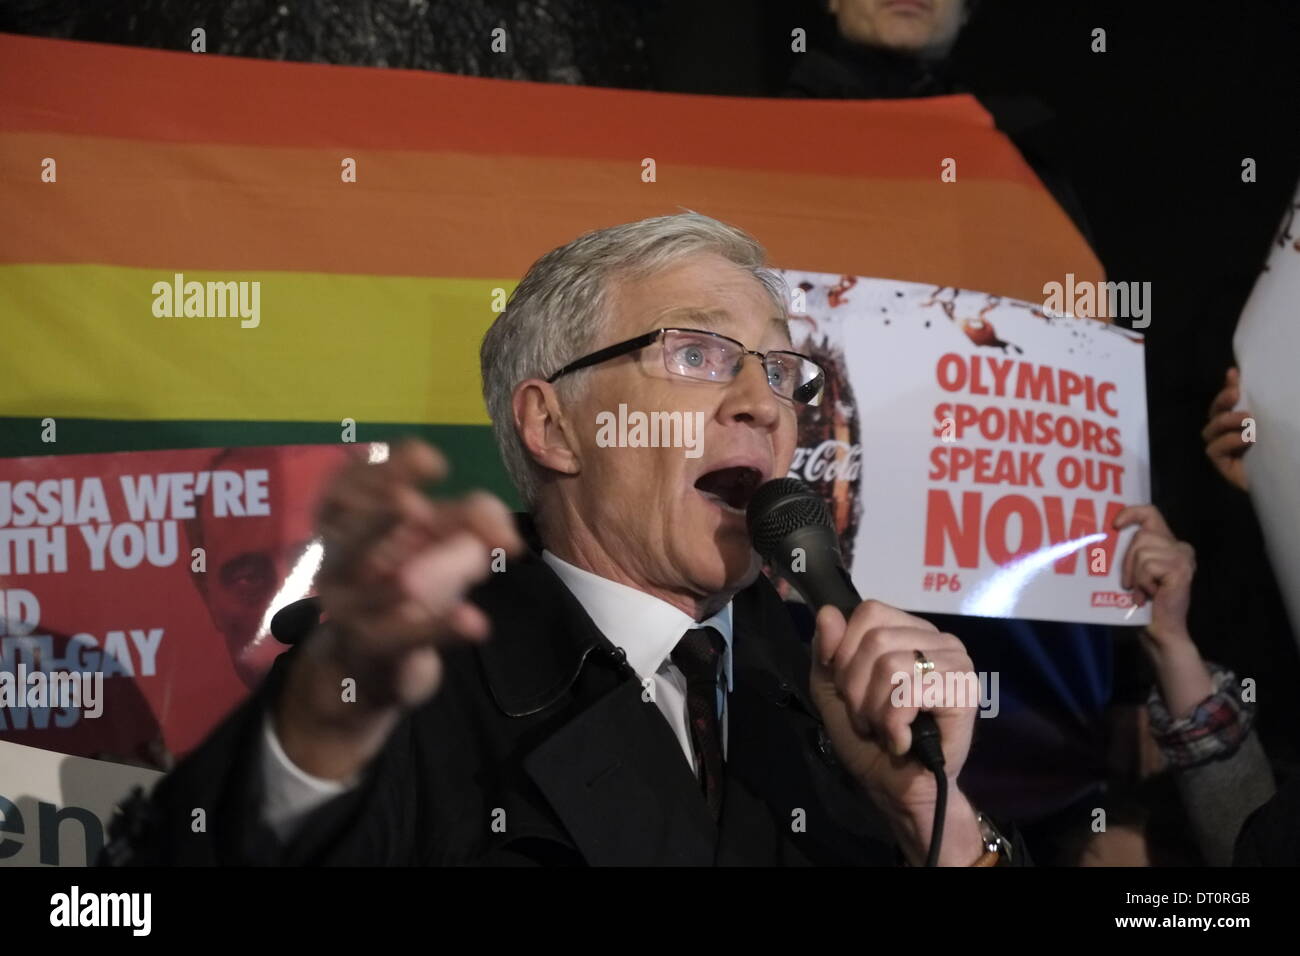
717, 355, 783, 428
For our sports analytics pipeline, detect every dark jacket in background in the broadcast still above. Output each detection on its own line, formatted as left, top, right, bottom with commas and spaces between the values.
784, 34, 1095, 245
1234, 771, 1300, 866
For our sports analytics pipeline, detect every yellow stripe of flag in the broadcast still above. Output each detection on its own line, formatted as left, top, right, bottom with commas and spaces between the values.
1, 264, 502, 425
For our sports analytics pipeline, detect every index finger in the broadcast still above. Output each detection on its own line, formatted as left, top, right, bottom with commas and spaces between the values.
1208, 384, 1240, 420
1201, 409, 1250, 444
385, 439, 449, 486
1113, 503, 1173, 537
845, 598, 937, 636
448, 490, 527, 560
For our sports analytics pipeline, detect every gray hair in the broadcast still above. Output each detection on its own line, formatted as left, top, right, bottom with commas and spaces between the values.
480, 211, 789, 506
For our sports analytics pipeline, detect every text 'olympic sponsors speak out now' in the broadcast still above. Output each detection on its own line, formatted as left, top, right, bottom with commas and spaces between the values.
783, 272, 1149, 625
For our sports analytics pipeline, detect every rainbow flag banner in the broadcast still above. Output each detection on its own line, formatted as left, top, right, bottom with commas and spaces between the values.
0, 33, 1102, 503
1, 34, 1121, 839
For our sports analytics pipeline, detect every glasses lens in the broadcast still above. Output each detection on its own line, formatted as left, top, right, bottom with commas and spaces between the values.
768, 352, 825, 407
663, 330, 741, 382
662, 331, 824, 407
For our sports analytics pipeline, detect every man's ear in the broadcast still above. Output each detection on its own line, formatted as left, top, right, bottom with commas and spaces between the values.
513, 379, 582, 478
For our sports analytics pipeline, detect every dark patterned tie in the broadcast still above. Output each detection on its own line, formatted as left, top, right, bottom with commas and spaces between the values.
671, 626, 726, 821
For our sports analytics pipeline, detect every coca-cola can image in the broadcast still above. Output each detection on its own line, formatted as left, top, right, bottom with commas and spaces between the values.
767, 300, 863, 601
792, 327, 862, 565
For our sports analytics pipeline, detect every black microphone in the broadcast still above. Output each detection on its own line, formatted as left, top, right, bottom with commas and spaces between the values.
746, 477, 944, 773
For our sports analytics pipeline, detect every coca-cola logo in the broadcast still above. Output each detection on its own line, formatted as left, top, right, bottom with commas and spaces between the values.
789, 440, 862, 483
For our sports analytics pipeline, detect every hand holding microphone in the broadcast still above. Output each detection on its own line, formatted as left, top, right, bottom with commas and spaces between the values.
748, 477, 986, 866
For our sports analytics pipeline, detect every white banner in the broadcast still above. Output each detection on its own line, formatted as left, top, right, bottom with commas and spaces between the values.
782, 271, 1151, 625
0, 740, 162, 866
1233, 185, 1300, 641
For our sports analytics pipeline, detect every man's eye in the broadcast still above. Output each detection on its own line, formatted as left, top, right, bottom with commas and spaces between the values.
220, 555, 275, 593
675, 342, 725, 369
681, 346, 706, 367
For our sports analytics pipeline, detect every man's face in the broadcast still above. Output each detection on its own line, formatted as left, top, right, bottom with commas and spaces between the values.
193, 447, 351, 683
561, 253, 799, 601
829, 0, 966, 54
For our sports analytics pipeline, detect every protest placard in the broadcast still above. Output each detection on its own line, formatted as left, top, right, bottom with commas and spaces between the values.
1233, 185, 1300, 641
782, 271, 1151, 625
0, 444, 370, 764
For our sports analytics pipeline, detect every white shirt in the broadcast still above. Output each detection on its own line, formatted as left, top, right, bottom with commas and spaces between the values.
259, 549, 734, 840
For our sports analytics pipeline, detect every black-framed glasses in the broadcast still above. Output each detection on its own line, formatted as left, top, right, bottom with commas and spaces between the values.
545, 327, 826, 408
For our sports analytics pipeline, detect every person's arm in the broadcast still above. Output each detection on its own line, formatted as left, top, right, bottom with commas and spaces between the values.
1114, 504, 1276, 865
1165, 710, 1275, 867
273, 442, 520, 783
104, 440, 523, 866
260, 708, 355, 841
1114, 504, 1211, 710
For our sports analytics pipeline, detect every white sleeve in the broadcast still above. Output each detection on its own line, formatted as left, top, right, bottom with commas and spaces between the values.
260, 711, 358, 842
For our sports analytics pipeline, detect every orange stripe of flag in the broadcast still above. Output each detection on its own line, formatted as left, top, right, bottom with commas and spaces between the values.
0, 33, 1038, 184
0, 132, 1099, 300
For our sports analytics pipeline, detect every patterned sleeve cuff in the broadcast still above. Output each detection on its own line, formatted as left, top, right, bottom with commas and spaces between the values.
1147, 662, 1255, 769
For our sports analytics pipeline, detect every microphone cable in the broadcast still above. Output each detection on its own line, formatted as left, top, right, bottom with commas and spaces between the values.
910, 712, 946, 867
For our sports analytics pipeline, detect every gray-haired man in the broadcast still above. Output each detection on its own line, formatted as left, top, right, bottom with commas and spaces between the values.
119, 212, 1016, 866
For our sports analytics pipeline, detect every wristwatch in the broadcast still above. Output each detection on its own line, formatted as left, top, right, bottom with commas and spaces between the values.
974, 811, 1014, 866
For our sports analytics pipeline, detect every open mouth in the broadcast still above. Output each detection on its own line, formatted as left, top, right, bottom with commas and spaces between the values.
694, 466, 763, 515
884, 0, 932, 13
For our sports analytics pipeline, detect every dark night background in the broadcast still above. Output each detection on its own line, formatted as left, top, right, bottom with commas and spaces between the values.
3, 0, 1298, 774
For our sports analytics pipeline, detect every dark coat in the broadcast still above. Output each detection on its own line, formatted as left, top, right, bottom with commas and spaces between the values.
111, 521, 1023, 866
1234, 773, 1300, 866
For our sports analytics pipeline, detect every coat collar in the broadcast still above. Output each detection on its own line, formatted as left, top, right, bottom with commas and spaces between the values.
538, 548, 735, 694
470, 545, 621, 718
473, 513, 802, 718
470, 514, 840, 865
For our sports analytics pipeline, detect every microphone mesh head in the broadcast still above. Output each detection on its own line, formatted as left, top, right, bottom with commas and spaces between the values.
746, 477, 834, 561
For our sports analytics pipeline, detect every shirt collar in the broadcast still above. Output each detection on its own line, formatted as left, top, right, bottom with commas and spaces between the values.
540, 549, 733, 692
